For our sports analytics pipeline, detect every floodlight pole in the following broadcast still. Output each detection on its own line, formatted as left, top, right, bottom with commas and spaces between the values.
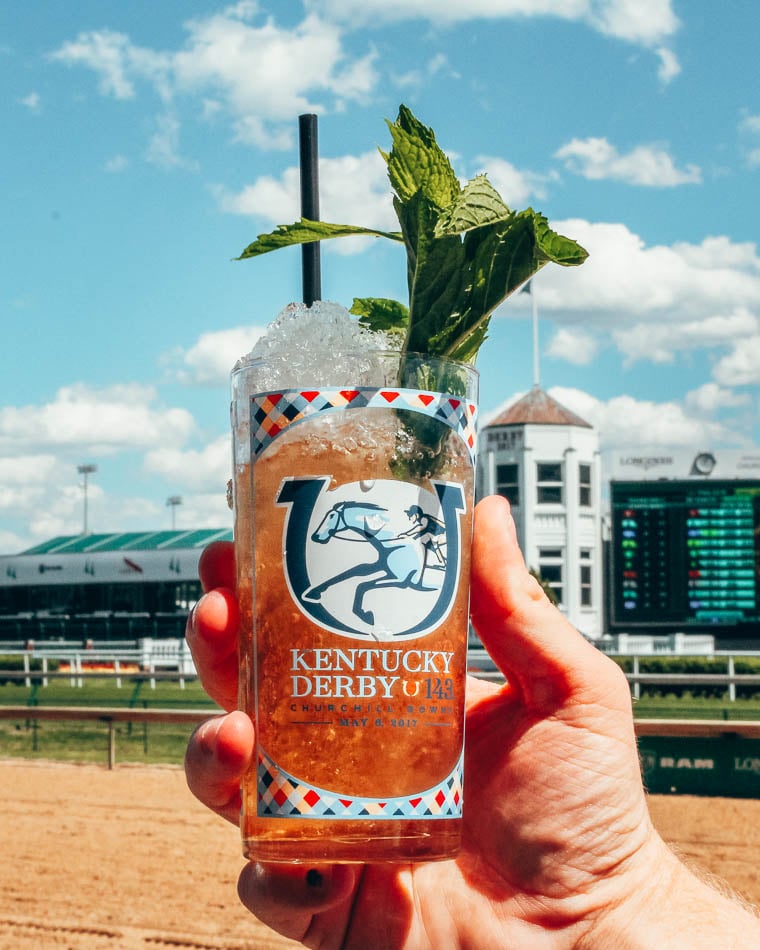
167, 495, 183, 530
77, 464, 97, 535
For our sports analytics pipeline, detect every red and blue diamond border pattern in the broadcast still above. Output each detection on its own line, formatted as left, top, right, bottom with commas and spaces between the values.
250, 387, 478, 464
257, 747, 463, 820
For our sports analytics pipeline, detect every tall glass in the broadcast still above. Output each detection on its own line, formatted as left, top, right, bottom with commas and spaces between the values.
231, 350, 478, 863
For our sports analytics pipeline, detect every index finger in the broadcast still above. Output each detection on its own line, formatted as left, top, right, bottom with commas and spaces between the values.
187, 540, 239, 710
198, 540, 236, 592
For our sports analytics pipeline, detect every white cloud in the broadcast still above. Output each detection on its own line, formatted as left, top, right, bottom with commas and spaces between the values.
428, 52, 456, 77
51, 29, 172, 101
504, 222, 760, 382
0, 447, 231, 549
740, 113, 760, 136
173, 10, 375, 121
713, 336, 760, 387
0, 454, 101, 549
146, 112, 198, 170
555, 136, 701, 186
24, 485, 170, 547
394, 52, 460, 91
164, 326, 268, 386
484, 385, 743, 451
0, 390, 228, 548
739, 111, 760, 168
144, 435, 231, 492
0, 384, 196, 455
517, 218, 760, 319
656, 46, 681, 84
588, 0, 679, 47
18, 92, 41, 112
172, 491, 233, 531
670, 235, 760, 270
550, 387, 741, 450
215, 149, 397, 250
307, 0, 679, 47
613, 309, 759, 364
231, 115, 295, 150
50, 1, 679, 166
0, 455, 59, 514
0, 529, 27, 554
546, 327, 599, 365
104, 154, 129, 173
51, 11, 380, 160
685, 383, 751, 414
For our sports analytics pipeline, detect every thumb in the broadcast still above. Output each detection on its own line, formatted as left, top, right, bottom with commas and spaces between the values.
470, 495, 613, 711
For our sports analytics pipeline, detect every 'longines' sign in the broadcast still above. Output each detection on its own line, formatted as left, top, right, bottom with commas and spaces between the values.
606, 449, 760, 480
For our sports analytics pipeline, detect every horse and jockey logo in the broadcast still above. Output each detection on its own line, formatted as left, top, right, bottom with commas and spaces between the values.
277, 477, 467, 640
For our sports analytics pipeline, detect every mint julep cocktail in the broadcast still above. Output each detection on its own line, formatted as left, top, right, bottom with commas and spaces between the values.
230, 106, 587, 862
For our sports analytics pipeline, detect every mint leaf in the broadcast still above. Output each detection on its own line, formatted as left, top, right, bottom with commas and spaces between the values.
383, 104, 460, 209
534, 213, 589, 265
434, 175, 513, 236
236, 219, 402, 260
409, 208, 588, 362
350, 297, 409, 337
397, 191, 469, 354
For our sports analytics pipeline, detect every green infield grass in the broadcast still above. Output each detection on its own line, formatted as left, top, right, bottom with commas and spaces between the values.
0, 676, 759, 767
0, 716, 201, 765
0, 676, 217, 709
631, 694, 760, 720
0, 676, 219, 765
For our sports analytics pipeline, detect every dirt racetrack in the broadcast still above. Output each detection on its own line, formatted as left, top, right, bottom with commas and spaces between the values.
1, 760, 759, 949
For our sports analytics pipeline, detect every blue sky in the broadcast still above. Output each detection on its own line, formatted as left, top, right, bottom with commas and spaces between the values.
2, 0, 760, 551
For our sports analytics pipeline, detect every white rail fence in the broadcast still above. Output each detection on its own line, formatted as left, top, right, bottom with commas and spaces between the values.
467, 648, 760, 701
4, 643, 760, 699
1, 638, 196, 689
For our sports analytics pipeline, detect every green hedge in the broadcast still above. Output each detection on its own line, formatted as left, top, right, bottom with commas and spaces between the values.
611, 655, 760, 699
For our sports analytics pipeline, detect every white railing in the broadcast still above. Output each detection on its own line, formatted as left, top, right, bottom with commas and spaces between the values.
625, 653, 760, 701
598, 632, 718, 655
2, 637, 196, 689
467, 647, 760, 701
6, 642, 760, 700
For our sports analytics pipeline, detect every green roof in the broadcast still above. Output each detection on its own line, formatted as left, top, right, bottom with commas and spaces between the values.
20, 528, 233, 556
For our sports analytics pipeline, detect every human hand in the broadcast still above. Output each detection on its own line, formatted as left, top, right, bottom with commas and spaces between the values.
184, 495, 737, 948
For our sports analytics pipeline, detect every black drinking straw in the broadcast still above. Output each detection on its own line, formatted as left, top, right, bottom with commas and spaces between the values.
299, 113, 321, 307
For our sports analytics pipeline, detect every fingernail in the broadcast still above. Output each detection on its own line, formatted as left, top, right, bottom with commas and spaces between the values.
306, 869, 324, 888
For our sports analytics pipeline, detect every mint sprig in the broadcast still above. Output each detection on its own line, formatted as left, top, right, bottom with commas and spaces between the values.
237, 104, 588, 366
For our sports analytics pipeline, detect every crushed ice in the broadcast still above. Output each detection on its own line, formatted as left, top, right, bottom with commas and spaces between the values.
234, 301, 401, 389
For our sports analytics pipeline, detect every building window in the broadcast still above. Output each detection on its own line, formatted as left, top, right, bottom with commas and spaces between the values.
579, 463, 592, 507
580, 549, 593, 607
536, 462, 563, 504
538, 547, 564, 606
496, 463, 519, 506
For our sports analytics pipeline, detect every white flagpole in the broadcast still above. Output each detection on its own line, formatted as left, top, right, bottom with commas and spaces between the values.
531, 283, 540, 388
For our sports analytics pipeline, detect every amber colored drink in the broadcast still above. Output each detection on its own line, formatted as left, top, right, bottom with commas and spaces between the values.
231, 352, 477, 863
